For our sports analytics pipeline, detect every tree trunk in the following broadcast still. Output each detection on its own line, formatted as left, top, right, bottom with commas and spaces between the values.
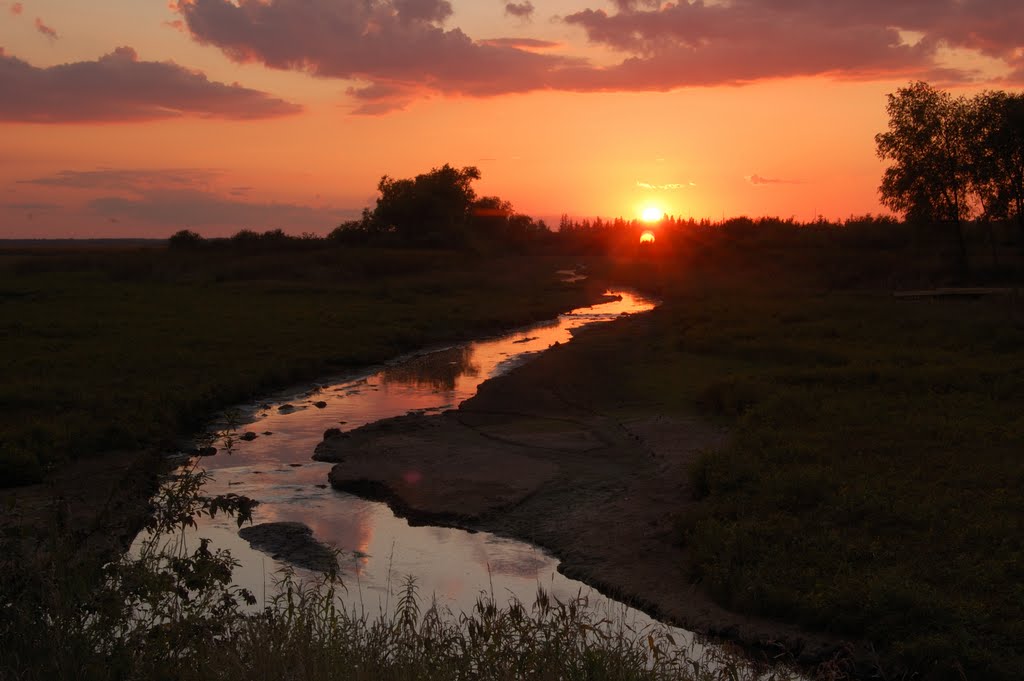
952, 217, 968, 281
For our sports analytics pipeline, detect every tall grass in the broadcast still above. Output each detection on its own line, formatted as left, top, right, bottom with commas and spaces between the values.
0, 452, 795, 681
542, 284, 1024, 680
0, 247, 605, 486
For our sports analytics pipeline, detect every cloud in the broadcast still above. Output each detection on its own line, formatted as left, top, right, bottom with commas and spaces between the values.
345, 82, 423, 115
34, 17, 58, 40
636, 181, 694, 190
174, 0, 1022, 112
394, 0, 453, 24
10, 2, 22, 16
4, 201, 60, 212
504, 2, 534, 20
479, 37, 559, 50
88, 189, 354, 232
0, 47, 302, 123
14, 167, 357, 234
175, 0, 581, 108
745, 174, 802, 186
19, 168, 221, 191
562, 1, 1024, 87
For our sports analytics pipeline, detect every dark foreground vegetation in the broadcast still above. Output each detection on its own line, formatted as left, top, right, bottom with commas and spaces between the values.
4, 452, 762, 681
0, 246, 602, 487
4, 214, 1021, 679
570, 238, 1023, 680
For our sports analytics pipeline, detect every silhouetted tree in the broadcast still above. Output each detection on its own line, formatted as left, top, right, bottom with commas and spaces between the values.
168, 229, 205, 249
373, 164, 481, 246
876, 82, 972, 272
468, 196, 513, 243
970, 91, 1024, 238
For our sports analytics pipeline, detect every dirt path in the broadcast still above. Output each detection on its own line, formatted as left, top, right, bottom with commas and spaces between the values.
314, 340, 858, 670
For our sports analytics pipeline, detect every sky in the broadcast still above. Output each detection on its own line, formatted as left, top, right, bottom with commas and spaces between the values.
1, 0, 1022, 238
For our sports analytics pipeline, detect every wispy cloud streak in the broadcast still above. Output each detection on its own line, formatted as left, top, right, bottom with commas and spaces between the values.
636, 181, 694, 190
34, 17, 58, 40
745, 174, 803, 186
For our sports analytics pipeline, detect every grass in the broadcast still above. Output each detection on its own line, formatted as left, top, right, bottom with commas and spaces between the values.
0, 246, 606, 486
542, 272, 1024, 680
4, 226, 1023, 679
0, 452, 789, 681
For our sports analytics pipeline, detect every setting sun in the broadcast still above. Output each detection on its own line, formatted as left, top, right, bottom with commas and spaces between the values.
641, 207, 664, 222
640, 230, 656, 244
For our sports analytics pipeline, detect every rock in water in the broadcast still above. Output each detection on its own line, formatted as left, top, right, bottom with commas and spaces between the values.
238, 521, 338, 573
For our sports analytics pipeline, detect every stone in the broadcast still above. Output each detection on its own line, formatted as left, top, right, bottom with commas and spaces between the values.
238, 522, 338, 573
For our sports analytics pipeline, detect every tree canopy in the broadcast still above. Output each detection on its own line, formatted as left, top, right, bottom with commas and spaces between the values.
330, 164, 550, 250
876, 82, 1024, 269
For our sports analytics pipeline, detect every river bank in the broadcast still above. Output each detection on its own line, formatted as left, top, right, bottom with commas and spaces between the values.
0, 249, 607, 564
313, 313, 858, 672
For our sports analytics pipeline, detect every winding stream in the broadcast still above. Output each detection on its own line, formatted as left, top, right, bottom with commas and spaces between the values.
150, 288, 754, 665
187, 289, 658, 613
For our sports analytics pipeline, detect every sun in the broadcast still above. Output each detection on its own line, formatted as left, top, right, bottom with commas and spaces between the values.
641, 206, 664, 222
640, 230, 656, 244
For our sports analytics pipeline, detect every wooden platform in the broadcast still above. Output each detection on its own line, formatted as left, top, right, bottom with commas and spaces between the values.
893, 287, 1018, 299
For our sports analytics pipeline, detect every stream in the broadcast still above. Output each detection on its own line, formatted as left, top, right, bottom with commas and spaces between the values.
149, 288, 742, 664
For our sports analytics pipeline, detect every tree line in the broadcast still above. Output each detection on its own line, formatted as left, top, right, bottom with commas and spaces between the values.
876, 81, 1024, 271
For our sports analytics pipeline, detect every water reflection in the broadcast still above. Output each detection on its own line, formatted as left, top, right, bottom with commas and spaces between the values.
177, 289, 661, 621
381, 345, 480, 392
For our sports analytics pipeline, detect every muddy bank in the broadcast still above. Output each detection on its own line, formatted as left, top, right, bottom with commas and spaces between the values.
238, 522, 339, 573
315, 338, 859, 670
0, 448, 162, 568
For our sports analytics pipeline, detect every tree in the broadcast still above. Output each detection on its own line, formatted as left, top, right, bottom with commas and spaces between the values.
469, 195, 513, 242
373, 164, 481, 245
876, 82, 972, 271
167, 229, 205, 249
972, 91, 1024, 238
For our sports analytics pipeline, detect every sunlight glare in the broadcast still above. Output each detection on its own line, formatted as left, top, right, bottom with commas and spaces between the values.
640, 230, 656, 244
641, 206, 664, 222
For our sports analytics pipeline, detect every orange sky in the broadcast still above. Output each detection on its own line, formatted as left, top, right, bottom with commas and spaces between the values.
2, 0, 1022, 237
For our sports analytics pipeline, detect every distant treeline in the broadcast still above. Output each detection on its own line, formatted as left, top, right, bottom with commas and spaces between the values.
166, 155, 1023, 282
169, 213, 909, 255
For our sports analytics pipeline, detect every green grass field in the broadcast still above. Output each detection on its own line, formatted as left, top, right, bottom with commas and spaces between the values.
3, 233, 1023, 679
549, 268, 1024, 680
0, 246, 604, 486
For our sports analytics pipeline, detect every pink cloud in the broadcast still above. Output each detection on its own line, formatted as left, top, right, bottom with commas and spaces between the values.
88, 189, 349, 232
480, 37, 559, 50
176, 0, 582, 103
745, 174, 803, 186
0, 47, 302, 123
14, 167, 356, 235
504, 2, 534, 20
10, 2, 23, 16
19, 167, 221, 191
564, 1, 1024, 75
174, 0, 1022, 113
34, 17, 59, 40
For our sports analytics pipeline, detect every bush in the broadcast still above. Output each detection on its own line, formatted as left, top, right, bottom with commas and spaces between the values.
167, 230, 205, 250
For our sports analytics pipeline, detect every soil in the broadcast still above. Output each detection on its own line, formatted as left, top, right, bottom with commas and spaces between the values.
0, 448, 161, 566
314, 340, 862, 671
238, 521, 339, 573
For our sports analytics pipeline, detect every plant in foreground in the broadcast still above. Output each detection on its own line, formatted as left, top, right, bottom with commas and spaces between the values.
1, 443, 798, 681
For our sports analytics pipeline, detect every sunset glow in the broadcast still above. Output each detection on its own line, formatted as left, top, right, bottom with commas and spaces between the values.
1, 1, 1022, 237
641, 207, 664, 223
639, 230, 656, 244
